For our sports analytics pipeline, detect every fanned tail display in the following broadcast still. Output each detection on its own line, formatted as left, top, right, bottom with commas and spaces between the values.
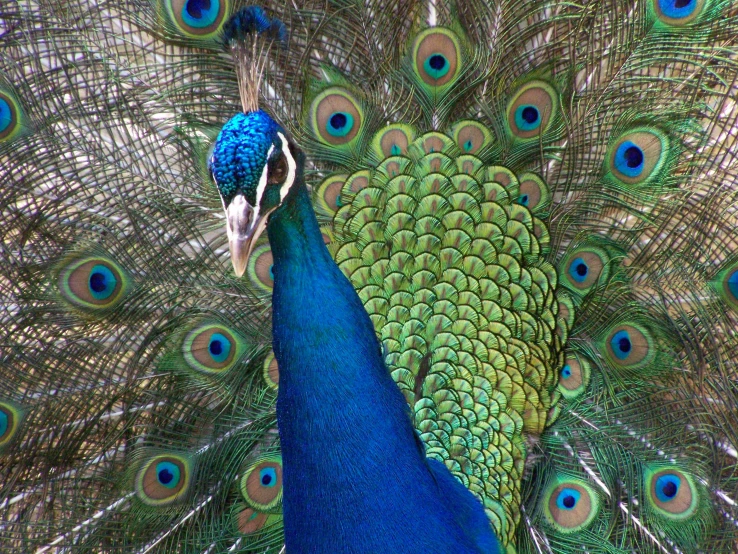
1, 1, 738, 552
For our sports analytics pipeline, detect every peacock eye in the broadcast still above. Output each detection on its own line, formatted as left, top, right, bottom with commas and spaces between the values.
267, 153, 288, 185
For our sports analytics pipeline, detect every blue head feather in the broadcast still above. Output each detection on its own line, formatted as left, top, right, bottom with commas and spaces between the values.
210, 110, 283, 205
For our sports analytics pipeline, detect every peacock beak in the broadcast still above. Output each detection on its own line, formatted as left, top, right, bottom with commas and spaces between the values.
225, 193, 272, 278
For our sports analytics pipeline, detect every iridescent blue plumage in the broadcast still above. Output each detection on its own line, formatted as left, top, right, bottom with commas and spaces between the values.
210, 110, 282, 204
210, 106, 501, 551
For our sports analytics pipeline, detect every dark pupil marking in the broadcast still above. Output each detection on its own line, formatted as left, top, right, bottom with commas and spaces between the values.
674, 0, 692, 7
428, 54, 446, 71
561, 366, 571, 378
186, 0, 211, 18
261, 474, 272, 485
520, 194, 529, 204
210, 339, 223, 356
662, 480, 678, 498
618, 337, 632, 353
89, 271, 107, 293
522, 106, 539, 124
158, 468, 174, 485
329, 113, 347, 130
575, 262, 588, 277
562, 494, 576, 509
624, 146, 644, 168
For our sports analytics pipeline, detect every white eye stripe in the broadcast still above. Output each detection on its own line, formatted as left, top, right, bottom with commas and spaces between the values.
252, 143, 275, 222
276, 132, 297, 202
253, 134, 297, 215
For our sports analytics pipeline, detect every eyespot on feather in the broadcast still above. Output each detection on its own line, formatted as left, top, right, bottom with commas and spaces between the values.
558, 353, 591, 399
135, 453, 192, 506
713, 260, 738, 310
372, 125, 415, 158
0, 90, 22, 142
653, 0, 706, 25
161, 0, 229, 38
506, 81, 559, 140
0, 402, 23, 449
182, 323, 243, 374
543, 478, 600, 532
310, 88, 363, 146
606, 128, 668, 186
57, 257, 129, 311
560, 246, 610, 295
645, 467, 699, 519
247, 244, 275, 293
240, 456, 283, 511
516, 173, 550, 212
263, 351, 279, 390
450, 121, 491, 155
316, 175, 347, 214
412, 28, 462, 88
604, 323, 654, 369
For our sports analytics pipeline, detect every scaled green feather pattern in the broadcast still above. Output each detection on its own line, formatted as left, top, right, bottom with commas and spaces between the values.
322, 128, 565, 543
2, 0, 738, 553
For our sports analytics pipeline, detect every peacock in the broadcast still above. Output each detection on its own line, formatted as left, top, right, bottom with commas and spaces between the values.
1, 0, 738, 552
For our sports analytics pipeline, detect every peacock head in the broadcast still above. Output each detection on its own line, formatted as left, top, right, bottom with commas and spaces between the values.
209, 110, 300, 277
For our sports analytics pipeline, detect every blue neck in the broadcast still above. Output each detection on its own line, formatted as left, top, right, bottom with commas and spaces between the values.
267, 173, 499, 553
268, 180, 419, 473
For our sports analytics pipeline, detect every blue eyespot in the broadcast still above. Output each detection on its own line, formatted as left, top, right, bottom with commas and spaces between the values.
568, 257, 589, 283
0, 410, 7, 438
156, 461, 181, 488
0, 98, 12, 133
208, 332, 231, 363
727, 269, 738, 301
556, 487, 581, 510
424, 53, 450, 80
610, 330, 632, 360
463, 139, 473, 152
614, 141, 645, 177
181, 0, 221, 28
655, 473, 681, 502
260, 467, 277, 487
658, 0, 696, 19
518, 194, 529, 206
326, 112, 354, 138
88, 265, 117, 300
561, 364, 572, 379
390, 144, 401, 156
514, 105, 541, 132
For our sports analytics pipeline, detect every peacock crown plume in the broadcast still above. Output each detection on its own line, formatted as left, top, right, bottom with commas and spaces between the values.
222, 6, 288, 113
